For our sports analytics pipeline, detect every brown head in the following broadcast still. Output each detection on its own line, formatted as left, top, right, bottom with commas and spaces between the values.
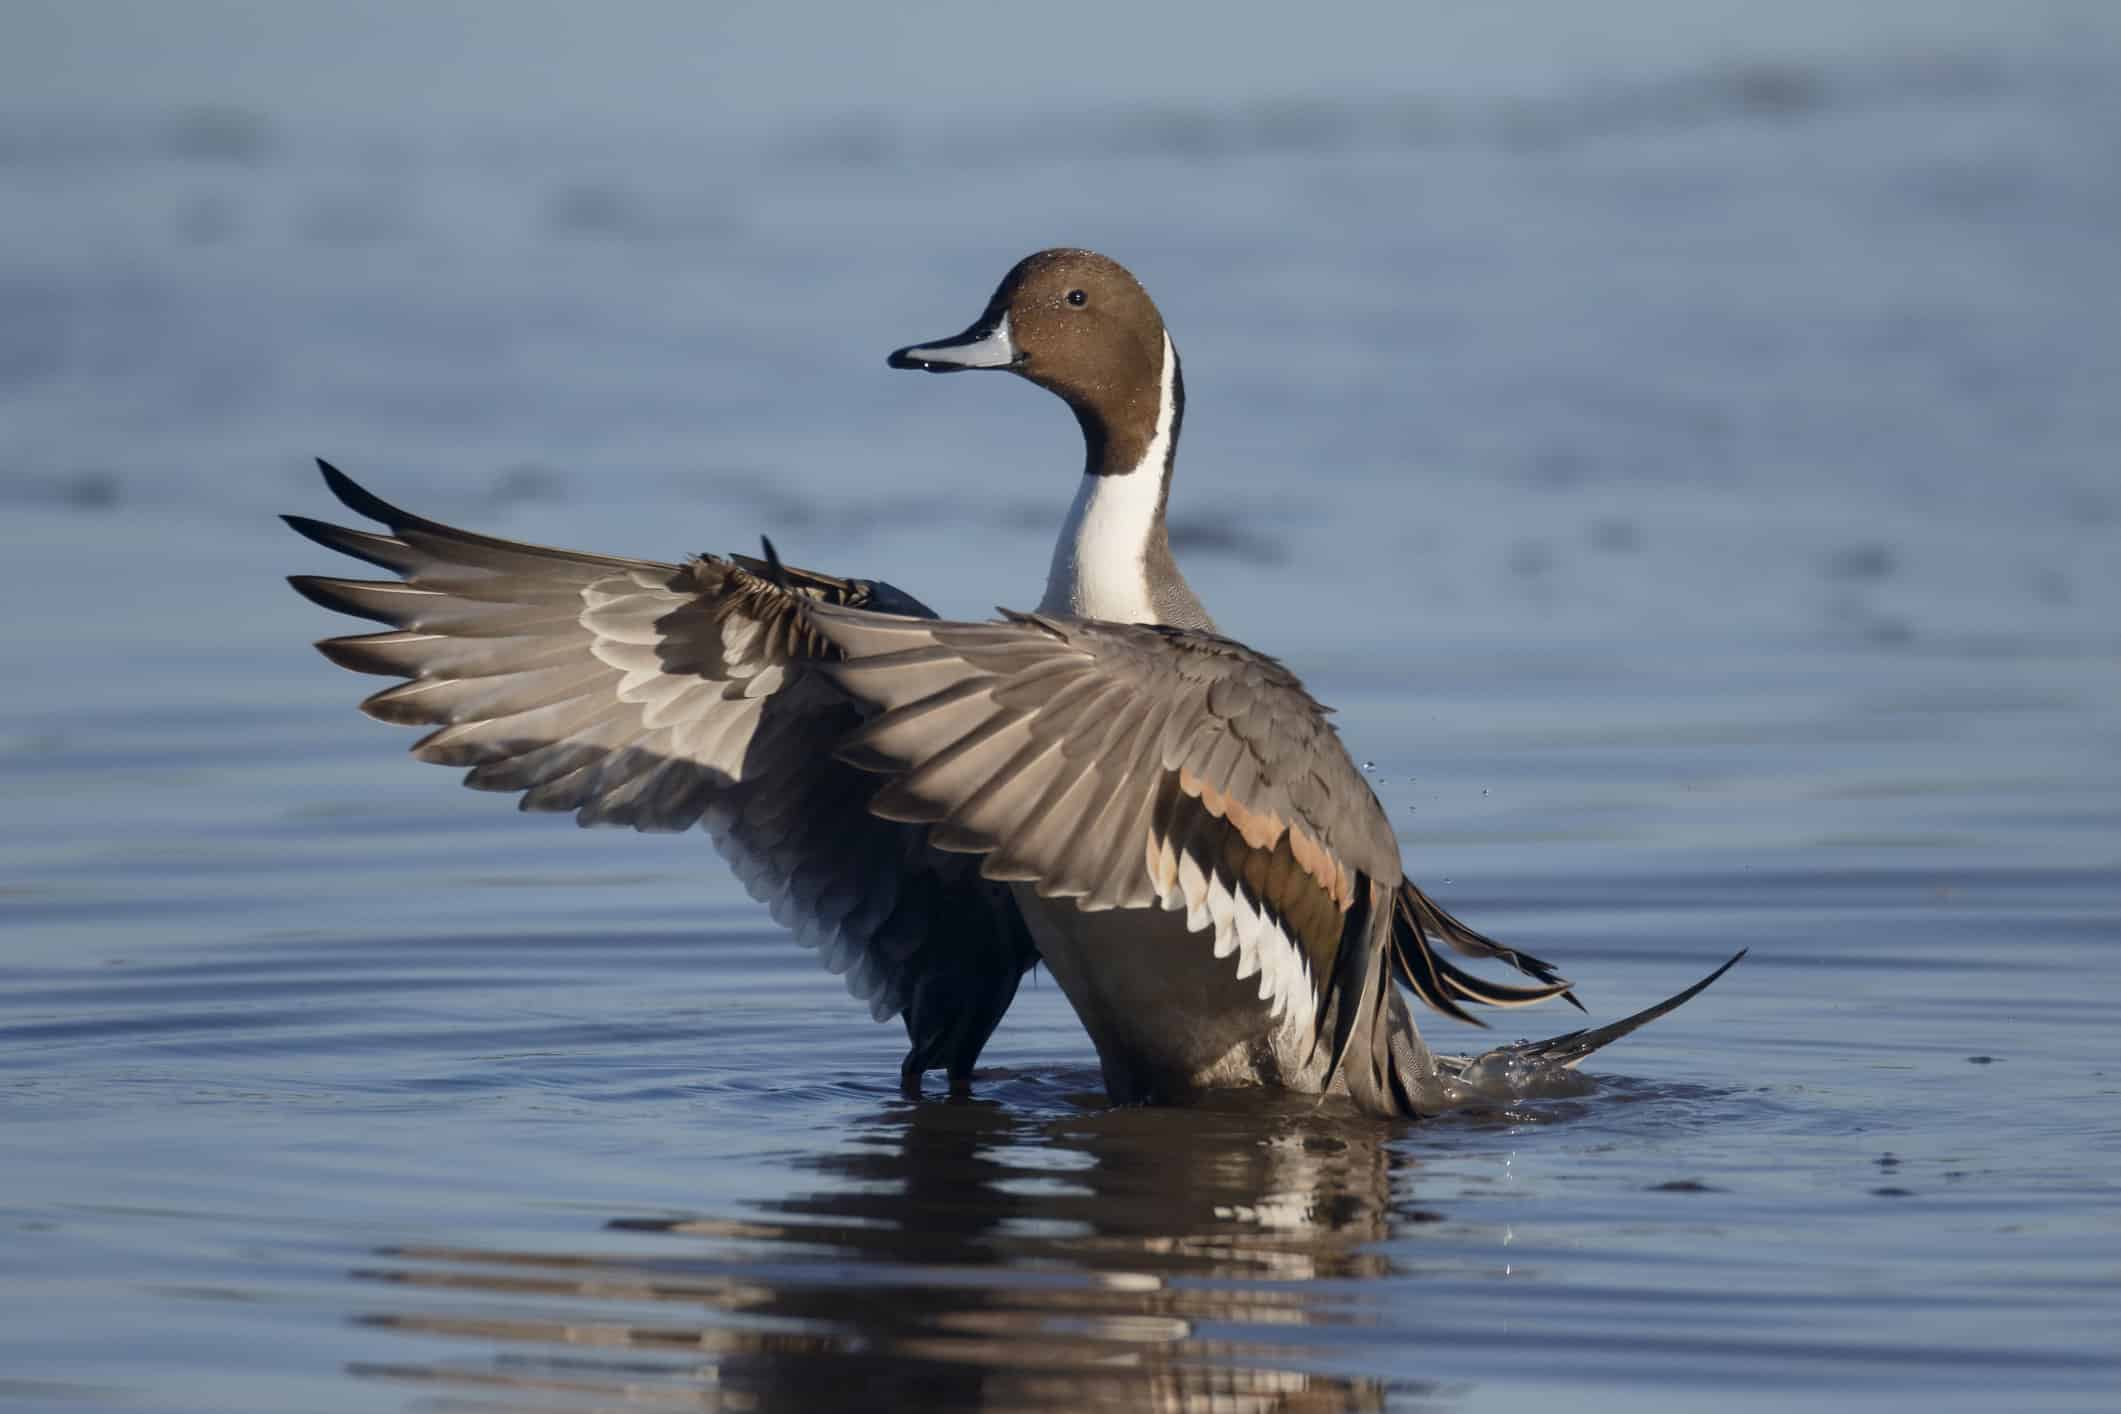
889, 249, 1179, 477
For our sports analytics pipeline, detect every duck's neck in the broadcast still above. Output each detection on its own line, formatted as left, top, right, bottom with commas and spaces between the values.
1039, 333, 1215, 631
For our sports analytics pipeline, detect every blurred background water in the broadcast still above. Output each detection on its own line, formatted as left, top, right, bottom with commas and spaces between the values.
2, 3, 2117, 1411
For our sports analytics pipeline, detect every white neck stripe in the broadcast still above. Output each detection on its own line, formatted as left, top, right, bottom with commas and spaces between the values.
1038, 332, 1177, 625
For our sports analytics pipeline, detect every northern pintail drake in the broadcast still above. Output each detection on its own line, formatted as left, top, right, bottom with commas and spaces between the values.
288, 248, 1738, 1117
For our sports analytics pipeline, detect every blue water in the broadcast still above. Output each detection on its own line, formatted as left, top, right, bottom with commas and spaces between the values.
4, 6, 2119, 1410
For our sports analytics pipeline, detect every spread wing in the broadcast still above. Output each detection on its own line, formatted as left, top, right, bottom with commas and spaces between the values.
800, 602, 1412, 1079
285, 461, 1035, 1075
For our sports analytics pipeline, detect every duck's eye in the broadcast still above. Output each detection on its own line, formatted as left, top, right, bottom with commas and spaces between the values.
1066, 289, 1087, 307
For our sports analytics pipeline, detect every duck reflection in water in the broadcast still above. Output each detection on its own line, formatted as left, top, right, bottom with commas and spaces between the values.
349, 1085, 1470, 1411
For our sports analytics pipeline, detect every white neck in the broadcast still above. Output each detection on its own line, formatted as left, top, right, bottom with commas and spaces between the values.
1038, 332, 1177, 625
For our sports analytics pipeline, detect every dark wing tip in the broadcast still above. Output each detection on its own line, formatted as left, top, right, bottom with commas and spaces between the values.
283, 512, 352, 551
286, 573, 342, 612
283, 512, 416, 574
313, 458, 412, 530
757, 535, 791, 591
312, 631, 411, 677
288, 574, 411, 626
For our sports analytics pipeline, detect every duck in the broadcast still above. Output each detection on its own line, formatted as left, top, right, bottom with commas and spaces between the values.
288, 247, 1739, 1117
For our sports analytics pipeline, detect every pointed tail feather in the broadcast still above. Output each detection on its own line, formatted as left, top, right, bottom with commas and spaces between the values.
1494, 948, 1746, 1071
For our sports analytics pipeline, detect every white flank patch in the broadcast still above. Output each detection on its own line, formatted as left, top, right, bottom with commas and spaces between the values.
1039, 332, 1178, 625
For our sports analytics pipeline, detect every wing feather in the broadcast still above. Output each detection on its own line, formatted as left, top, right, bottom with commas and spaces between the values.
287, 462, 1037, 1066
